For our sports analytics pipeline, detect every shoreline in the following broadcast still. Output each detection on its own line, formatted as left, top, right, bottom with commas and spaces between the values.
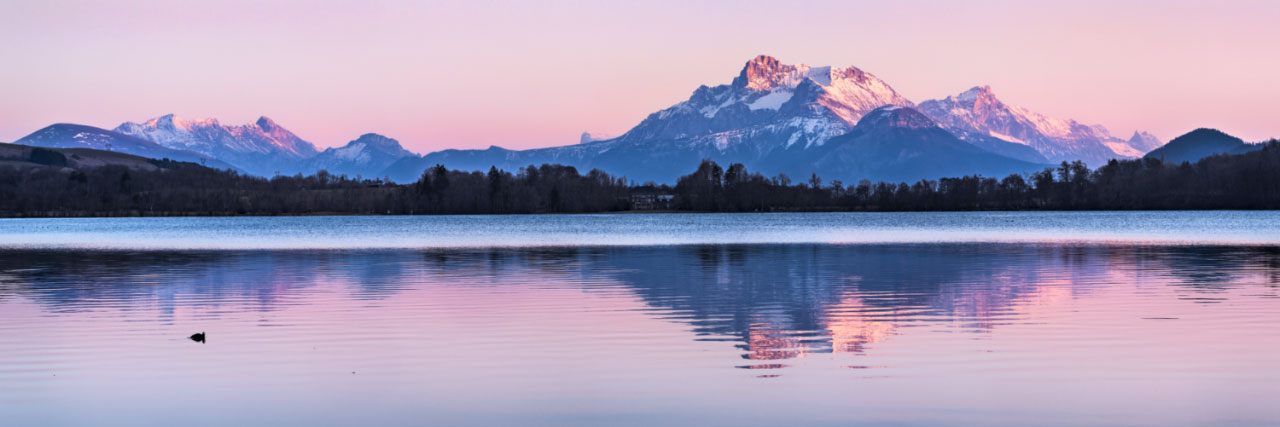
3, 207, 1279, 219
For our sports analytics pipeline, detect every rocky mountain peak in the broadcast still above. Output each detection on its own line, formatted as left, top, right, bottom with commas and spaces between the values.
1127, 130, 1163, 152
955, 85, 1003, 110
256, 116, 281, 131
144, 113, 178, 129
732, 55, 798, 91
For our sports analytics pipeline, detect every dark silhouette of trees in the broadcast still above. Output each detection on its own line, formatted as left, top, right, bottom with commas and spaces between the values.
665, 142, 1280, 212
0, 155, 630, 216
2, 140, 1278, 217
28, 148, 67, 167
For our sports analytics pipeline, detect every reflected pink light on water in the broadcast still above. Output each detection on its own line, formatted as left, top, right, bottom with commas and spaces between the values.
1, 244, 1278, 424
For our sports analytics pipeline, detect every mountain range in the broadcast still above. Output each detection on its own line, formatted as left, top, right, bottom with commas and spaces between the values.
384, 55, 1159, 183
917, 85, 1138, 164
113, 115, 319, 177
16, 116, 411, 179
12, 123, 238, 171
6, 55, 1210, 184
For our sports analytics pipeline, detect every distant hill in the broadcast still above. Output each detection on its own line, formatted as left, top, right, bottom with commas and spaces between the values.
304, 133, 415, 179
1144, 128, 1260, 164
0, 143, 171, 171
947, 131, 1050, 164
793, 106, 1047, 183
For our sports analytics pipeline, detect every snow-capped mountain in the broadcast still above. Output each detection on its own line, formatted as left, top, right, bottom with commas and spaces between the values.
385, 107, 1045, 185
917, 86, 1140, 166
24, 114, 414, 178
1126, 131, 1163, 152
616, 54, 913, 149
15, 55, 1167, 183
11, 124, 238, 170
114, 114, 319, 176
386, 55, 920, 183
305, 133, 415, 179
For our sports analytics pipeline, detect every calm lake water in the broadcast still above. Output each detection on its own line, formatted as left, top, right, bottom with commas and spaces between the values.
1, 212, 1279, 426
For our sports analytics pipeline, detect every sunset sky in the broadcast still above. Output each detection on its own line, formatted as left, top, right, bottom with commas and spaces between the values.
2, 0, 1277, 151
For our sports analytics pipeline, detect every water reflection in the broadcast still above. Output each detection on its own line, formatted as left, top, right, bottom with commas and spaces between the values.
4, 243, 1280, 425
1, 244, 1277, 370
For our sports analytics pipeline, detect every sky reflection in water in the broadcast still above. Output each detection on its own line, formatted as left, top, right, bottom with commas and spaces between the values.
1, 243, 1278, 425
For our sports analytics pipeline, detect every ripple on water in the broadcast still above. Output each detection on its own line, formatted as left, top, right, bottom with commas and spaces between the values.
0, 236, 1278, 425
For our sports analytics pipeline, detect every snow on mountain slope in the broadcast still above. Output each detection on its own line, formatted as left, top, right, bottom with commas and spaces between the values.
579, 132, 615, 144
116, 114, 318, 157
619, 54, 914, 150
917, 86, 1140, 166
384, 56, 1056, 184
114, 114, 319, 176
1104, 141, 1145, 157
306, 133, 415, 178
1126, 131, 1163, 153
386, 55, 917, 183
11, 124, 238, 170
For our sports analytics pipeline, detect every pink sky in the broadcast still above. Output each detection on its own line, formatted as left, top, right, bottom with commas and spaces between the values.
1, 0, 1277, 152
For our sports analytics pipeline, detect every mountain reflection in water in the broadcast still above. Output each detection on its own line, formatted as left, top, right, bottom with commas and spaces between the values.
1, 244, 1278, 425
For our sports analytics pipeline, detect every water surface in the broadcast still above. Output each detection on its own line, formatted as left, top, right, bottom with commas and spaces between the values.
1, 213, 1278, 425
3, 211, 1280, 249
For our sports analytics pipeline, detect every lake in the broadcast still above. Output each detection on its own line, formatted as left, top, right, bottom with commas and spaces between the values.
1, 212, 1278, 425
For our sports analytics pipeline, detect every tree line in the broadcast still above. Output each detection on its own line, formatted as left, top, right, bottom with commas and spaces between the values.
0, 152, 630, 216
0, 141, 1277, 217
675, 140, 1280, 211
